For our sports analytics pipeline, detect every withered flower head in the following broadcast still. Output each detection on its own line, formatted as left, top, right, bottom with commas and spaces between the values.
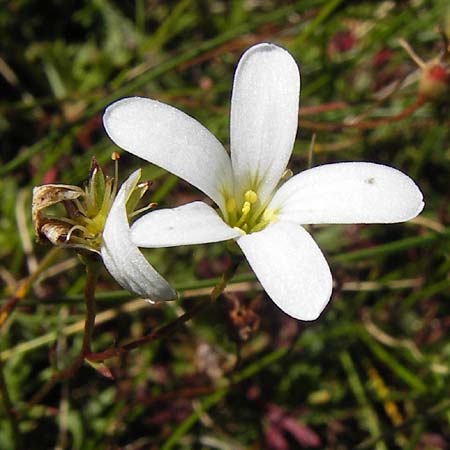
32, 156, 148, 255
32, 156, 176, 302
399, 36, 450, 101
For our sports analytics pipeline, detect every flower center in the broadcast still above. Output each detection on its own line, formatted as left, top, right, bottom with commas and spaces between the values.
223, 189, 277, 235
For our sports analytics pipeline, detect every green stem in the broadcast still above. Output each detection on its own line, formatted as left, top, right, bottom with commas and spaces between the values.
332, 228, 450, 264
28, 256, 100, 407
80, 258, 100, 355
339, 351, 388, 450
0, 358, 22, 449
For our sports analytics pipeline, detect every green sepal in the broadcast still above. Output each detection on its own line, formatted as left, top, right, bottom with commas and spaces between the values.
89, 156, 106, 212
126, 180, 150, 216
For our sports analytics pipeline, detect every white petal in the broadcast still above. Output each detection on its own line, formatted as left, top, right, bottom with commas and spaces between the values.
103, 97, 233, 210
131, 201, 240, 247
270, 162, 424, 224
230, 43, 300, 204
237, 222, 332, 321
101, 170, 176, 301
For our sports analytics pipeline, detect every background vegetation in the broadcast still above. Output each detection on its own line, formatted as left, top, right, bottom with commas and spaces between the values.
1, 0, 449, 448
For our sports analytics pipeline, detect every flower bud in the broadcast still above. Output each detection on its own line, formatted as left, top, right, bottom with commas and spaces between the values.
399, 37, 450, 101
418, 63, 450, 100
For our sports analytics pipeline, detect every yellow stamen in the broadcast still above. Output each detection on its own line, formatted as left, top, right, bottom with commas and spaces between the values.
130, 202, 158, 218
249, 209, 278, 233
111, 152, 120, 199
244, 190, 258, 204
281, 169, 293, 181
262, 208, 277, 222
241, 201, 251, 215
234, 201, 252, 228
233, 226, 247, 236
222, 189, 277, 234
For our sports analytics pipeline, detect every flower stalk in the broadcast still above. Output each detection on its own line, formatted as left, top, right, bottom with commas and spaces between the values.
28, 255, 101, 407
79, 256, 101, 356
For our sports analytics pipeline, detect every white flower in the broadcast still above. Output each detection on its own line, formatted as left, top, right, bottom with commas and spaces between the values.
32, 158, 176, 302
101, 169, 176, 302
103, 43, 424, 320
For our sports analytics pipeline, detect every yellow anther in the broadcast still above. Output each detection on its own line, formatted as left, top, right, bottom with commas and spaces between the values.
223, 190, 274, 234
244, 190, 258, 204
262, 208, 276, 222
241, 201, 251, 215
233, 226, 247, 236
281, 169, 293, 181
